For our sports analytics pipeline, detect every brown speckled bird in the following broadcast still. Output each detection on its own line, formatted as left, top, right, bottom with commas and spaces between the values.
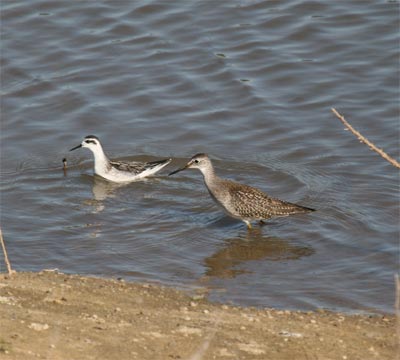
169, 153, 314, 229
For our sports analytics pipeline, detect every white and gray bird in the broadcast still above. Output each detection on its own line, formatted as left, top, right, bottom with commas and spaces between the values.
169, 153, 314, 229
70, 135, 171, 183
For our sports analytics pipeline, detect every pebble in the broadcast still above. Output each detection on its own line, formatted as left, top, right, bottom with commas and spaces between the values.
189, 301, 197, 307
29, 323, 49, 331
279, 331, 303, 338
218, 348, 234, 357
203, 309, 209, 314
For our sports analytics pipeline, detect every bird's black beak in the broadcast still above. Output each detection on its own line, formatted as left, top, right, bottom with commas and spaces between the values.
168, 163, 190, 176
69, 144, 82, 151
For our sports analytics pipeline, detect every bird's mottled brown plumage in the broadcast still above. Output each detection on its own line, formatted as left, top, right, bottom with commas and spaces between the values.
218, 179, 313, 220
169, 153, 315, 229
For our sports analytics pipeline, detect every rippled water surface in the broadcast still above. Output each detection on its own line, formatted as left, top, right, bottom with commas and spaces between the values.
1, 1, 399, 313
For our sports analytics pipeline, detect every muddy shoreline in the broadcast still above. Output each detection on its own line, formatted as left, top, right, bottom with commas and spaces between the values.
0, 271, 396, 359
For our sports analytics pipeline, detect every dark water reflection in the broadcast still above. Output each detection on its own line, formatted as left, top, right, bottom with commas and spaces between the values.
204, 230, 314, 278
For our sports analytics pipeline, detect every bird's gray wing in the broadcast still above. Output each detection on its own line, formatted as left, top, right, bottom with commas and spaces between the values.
109, 160, 147, 175
109, 158, 170, 175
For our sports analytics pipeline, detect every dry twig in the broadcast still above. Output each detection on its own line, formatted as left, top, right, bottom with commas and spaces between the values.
0, 227, 14, 275
331, 108, 400, 169
395, 274, 400, 359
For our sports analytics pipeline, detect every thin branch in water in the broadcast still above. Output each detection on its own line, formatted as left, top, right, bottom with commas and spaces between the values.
331, 108, 400, 169
395, 274, 400, 358
0, 227, 15, 275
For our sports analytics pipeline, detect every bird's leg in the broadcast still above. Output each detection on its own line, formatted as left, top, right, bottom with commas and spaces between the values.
244, 221, 252, 230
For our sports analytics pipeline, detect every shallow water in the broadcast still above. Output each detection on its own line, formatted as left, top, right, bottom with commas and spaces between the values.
1, 0, 398, 313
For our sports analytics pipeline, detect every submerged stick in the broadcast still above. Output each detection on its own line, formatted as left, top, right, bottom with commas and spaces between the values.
0, 227, 14, 275
331, 108, 400, 169
395, 274, 400, 357
63, 157, 68, 176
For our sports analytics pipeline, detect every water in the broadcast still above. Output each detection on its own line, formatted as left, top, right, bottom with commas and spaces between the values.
1, 0, 398, 314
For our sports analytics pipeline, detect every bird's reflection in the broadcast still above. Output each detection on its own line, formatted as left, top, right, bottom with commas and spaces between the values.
83, 175, 124, 213
203, 229, 314, 278
91, 175, 125, 201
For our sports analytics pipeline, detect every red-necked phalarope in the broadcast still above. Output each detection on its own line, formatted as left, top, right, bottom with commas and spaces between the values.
70, 135, 171, 183
169, 153, 314, 229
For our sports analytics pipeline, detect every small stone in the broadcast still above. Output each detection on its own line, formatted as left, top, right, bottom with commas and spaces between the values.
29, 323, 49, 331
203, 309, 209, 314
189, 301, 197, 307
218, 348, 234, 357
279, 331, 303, 338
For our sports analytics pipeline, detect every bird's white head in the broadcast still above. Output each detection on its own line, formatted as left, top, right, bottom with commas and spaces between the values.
70, 135, 103, 154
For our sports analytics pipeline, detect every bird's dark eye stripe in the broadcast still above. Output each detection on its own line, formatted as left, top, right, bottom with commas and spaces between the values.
85, 140, 97, 144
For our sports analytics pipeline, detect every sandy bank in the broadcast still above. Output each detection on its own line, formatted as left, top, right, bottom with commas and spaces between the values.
0, 271, 396, 359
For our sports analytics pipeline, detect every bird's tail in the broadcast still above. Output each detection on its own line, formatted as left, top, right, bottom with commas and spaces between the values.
145, 158, 172, 175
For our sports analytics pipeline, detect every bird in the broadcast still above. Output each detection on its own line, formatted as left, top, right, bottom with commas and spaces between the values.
69, 135, 171, 183
169, 153, 314, 229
